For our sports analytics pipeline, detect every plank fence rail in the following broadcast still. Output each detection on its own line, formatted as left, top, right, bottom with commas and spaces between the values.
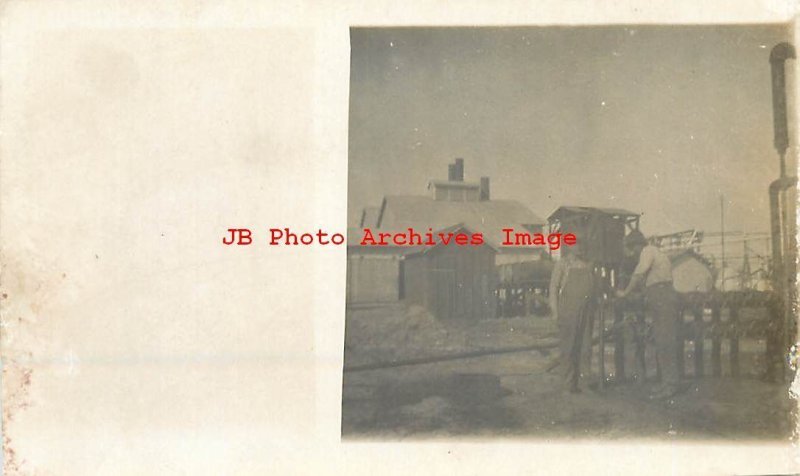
608, 290, 784, 383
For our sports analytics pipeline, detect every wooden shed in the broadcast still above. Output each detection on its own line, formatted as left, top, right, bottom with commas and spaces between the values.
403, 224, 497, 320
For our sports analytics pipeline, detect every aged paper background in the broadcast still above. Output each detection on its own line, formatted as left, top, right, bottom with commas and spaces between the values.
0, 1, 798, 474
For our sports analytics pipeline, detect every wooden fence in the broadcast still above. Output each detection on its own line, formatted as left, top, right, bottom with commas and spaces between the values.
603, 290, 785, 385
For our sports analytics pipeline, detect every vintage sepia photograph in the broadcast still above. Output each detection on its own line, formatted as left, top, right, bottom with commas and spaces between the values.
342, 25, 797, 439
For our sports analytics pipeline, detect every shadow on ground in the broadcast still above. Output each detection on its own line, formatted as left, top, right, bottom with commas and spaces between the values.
342, 351, 795, 440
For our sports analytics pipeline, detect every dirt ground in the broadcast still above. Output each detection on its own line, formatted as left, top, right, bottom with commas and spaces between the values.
342, 303, 796, 440
344, 303, 557, 368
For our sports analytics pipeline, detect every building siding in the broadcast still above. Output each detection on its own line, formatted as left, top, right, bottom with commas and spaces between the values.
346, 254, 401, 303
404, 244, 496, 320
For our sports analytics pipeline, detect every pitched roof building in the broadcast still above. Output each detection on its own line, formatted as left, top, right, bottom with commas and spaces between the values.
346, 159, 547, 306
373, 195, 545, 251
358, 159, 546, 258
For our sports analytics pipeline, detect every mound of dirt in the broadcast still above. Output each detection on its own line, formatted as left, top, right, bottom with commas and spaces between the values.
344, 303, 468, 367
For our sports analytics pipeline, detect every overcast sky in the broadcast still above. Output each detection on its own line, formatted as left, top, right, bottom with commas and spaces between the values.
347, 25, 794, 237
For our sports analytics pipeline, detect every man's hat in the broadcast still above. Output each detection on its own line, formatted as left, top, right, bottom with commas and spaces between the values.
624, 230, 647, 247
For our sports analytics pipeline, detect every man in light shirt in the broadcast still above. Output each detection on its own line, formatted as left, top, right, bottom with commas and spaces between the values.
550, 242, 595, 394
616, 230, 681, 400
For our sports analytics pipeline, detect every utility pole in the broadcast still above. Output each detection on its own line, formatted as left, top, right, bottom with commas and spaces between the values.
741, 232, 751, 290
720, 194, 725, 291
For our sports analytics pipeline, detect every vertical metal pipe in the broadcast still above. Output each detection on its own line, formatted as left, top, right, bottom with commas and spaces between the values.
768, 176, 797, 381
767, 42, 796, 381
770, 43, 795, 174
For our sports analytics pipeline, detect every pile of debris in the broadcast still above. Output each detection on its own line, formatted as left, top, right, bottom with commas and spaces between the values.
344, 303, 468, 367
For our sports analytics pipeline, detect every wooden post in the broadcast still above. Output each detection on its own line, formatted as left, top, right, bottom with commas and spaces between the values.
765, 299, 783, 382
598, 301, 606, 391
676, 305, 685, 379
711, 305, 722, 377
730, 306, 740, 378
694, 308, 705, 378
524, 288, 531, 316
613, 304, 625, 382
634, 311, 646, 384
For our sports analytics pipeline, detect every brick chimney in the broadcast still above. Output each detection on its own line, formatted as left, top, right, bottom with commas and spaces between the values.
429, 158, 480, 201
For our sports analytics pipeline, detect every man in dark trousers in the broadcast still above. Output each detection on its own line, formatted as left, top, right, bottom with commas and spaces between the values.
616, 230, 681, 400
550, 242, 595, 394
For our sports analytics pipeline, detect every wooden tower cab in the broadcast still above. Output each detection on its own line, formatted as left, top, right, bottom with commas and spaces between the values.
547, 206, 640, 265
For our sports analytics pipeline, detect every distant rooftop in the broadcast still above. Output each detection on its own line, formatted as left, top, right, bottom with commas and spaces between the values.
548, 206, 640, 222
354, 158, 547, 251
374, 195, 545, 250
